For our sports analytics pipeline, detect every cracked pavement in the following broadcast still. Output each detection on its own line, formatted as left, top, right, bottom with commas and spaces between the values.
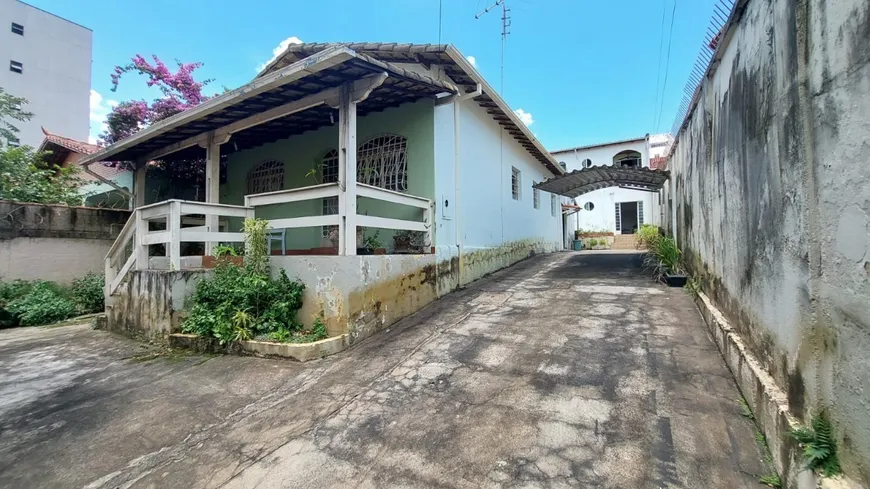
0, 252, 767, 488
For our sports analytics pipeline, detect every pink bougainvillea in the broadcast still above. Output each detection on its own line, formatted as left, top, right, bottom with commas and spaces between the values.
98, 55, 213, 146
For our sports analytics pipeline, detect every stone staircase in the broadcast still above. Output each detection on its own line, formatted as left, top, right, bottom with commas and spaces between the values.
611, 234, 639, 250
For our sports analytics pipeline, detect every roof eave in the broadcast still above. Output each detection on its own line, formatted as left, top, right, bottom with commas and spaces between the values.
78, 45, 359, 169
443, 46, 563, 176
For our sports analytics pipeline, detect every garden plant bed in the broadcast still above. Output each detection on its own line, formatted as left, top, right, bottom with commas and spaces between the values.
169, 332, 350, 362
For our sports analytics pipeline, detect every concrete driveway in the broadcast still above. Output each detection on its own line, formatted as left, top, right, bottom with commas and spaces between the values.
0, 252, 768, 488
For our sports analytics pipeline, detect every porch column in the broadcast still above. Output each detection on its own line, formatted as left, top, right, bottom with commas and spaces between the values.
133, 163, 146, 208
202, 132, 230, 255
338, 83, 358, 256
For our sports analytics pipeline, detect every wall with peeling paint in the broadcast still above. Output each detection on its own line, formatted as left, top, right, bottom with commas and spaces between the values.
663, 0, 870, 482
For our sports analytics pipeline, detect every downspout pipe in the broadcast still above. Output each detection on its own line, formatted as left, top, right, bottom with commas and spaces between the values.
81, 160, 134, 202
452, 84, 482, 288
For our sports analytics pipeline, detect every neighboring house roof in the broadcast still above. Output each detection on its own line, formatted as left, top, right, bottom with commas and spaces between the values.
551, 135, 649, 155
38, 128, 126, 182
534, 165, 669, 198
650, 156, 668, 170
76, 46, 460, 166
259, 42, 563, 175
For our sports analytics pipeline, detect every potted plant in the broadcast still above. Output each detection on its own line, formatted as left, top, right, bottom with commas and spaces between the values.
645, 235, 686, 286
203, 244, 244, 268
357, 228, 382, 255
393, 230, 425, 253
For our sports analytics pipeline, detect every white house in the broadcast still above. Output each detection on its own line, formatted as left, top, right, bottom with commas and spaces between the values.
0, 0, 92, 148
78, 42, 566, 342
552, 134, 671, 235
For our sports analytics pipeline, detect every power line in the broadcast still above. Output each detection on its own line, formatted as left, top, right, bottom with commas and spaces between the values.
475, 0, 510, 94
655, 0, 678, 132
651, 0, 667, 129
438, 0, 443, 44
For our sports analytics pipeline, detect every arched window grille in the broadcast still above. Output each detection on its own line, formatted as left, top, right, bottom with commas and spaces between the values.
357, 134, 408, 191
248, 160, 284, 194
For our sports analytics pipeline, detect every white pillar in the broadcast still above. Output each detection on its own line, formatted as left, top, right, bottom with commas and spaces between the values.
134, 164, 146, 208
168, 200, 182, 270
204, 134, 221, 255
338, 83, 358, 256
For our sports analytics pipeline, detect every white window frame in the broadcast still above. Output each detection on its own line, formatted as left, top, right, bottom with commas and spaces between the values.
511, 167, 521, 201
357, 134, 408, 192
582, 158, 593, 169
533, 182, 540, 209
248, 160, 284, 194
584, 202, 594, 211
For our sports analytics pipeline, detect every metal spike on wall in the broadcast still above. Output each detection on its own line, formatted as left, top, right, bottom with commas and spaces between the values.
670, 0, 737, 135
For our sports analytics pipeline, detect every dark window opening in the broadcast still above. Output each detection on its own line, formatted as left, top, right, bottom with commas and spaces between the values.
11, 23, 24, 35
9, 60, 23, 74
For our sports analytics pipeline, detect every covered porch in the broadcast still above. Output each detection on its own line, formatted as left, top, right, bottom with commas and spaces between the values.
78, 46, 458, 298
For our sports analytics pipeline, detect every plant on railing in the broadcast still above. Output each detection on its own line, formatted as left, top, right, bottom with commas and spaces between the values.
213, 244, 239, 258
393, 230, 425, 252
790, 412, 842, 477
182, 218, 325, 345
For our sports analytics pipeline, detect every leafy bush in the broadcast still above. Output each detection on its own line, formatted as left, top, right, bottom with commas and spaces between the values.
6, 282, 76, 326
0, 146, 83, 205
790, 413, 841, 476
643, 234, 684, 280
182, 218, 316, 345
70, 272, 104, 314
635, 224, 660, 250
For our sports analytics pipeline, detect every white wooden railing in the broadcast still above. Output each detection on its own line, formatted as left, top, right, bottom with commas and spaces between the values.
104, 200, 254, 301
245, 182, 433, 253
105, 186, 434, 300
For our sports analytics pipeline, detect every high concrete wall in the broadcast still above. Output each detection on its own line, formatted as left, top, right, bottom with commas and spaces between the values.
664, 0, 870, 483
0, 201, 130, 283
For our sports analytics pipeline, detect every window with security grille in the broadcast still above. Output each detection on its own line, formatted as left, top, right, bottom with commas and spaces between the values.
11, 23, 24, 36
321, 149, 339, 183
321, 197, 338, 238
357, 134, 407, 191
320, 150, 340, 239
248, 160, 284, 194
511, 167, 521, 200
9, 60, 23, 74
533, 182, 540, 209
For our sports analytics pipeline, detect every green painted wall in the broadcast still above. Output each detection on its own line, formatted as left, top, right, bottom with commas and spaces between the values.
223, 99, 435, 251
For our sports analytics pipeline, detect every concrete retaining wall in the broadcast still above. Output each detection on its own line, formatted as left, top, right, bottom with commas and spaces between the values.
663, 0, 870, 483
107, 237, 554, 346
0, 201, 131, 283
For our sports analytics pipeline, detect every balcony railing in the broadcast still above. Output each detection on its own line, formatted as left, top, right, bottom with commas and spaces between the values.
106, 185, 433, 301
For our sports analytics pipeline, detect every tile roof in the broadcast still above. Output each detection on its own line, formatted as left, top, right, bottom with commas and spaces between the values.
258, 42, 564, 176
39, 128, 126, 181
40, 127, 100, 155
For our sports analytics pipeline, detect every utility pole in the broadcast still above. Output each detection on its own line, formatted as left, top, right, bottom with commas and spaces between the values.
475, 0, 511, 94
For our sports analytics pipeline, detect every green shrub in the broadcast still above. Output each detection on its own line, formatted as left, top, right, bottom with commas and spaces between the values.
70, 272, 104, 314
0, 279, 35, 327
182, 218, 313, 345
7, 282, 76, 326
643, 234, 684, 280
636, 224, 660, 249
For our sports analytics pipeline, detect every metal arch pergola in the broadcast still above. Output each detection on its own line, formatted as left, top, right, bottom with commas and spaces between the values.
533, 165, 670, 198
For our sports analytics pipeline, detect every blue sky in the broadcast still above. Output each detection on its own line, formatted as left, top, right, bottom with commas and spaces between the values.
31, 0, 716, 150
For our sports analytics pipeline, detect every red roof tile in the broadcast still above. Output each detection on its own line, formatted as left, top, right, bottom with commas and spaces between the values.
39, 128, 126, 181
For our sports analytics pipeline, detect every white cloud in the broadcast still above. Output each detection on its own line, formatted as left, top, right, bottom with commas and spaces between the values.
514, 108, 534, 126
257, 36, 303, 72
89, 89, 118, 142
466, 55, 477, 67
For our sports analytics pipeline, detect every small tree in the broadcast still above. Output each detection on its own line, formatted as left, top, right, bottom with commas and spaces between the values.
0, 146, 83, 205
99, 55, 212, 146
0, 87, 33, 144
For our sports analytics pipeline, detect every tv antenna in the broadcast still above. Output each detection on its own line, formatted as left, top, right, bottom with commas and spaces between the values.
475, 0, 511, 94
